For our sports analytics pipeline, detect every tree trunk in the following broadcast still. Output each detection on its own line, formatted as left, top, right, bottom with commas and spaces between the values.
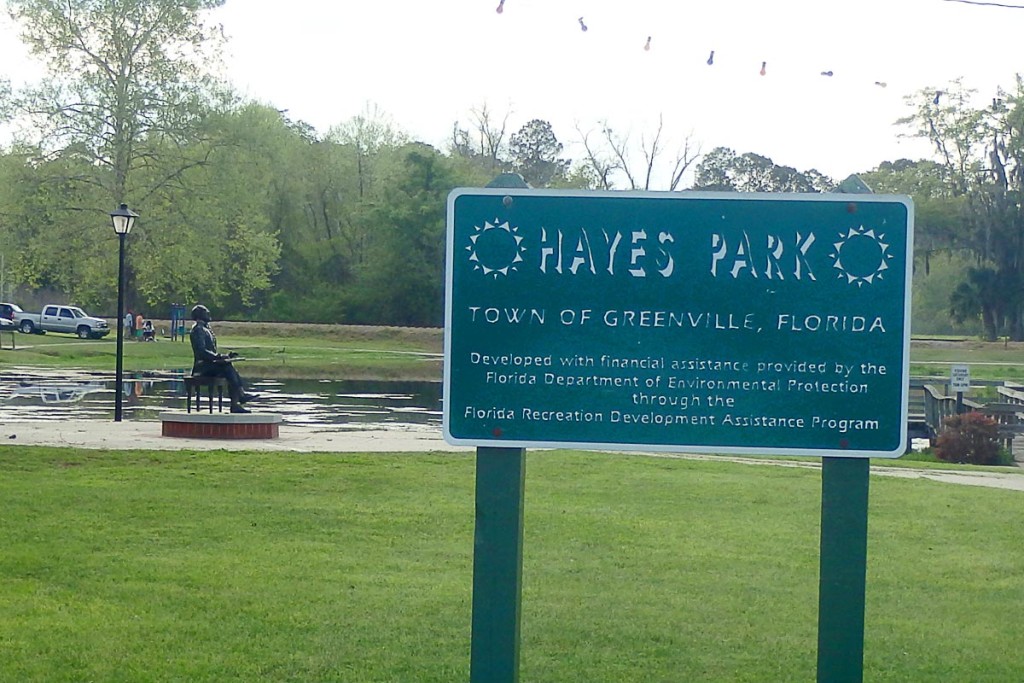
1010, 306, 1024, 341
982, 306, 998, 342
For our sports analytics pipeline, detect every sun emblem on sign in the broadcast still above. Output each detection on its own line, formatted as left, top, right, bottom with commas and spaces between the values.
466, 219, 526, 278
829, 225, 893, 287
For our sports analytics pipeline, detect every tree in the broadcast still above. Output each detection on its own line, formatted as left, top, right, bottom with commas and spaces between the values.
692, 147, 834, 192
859, 158, 977, 336
142, 104, 283, 313
328, 103, 407, 200
0, 78, 11, 119
949, 265, 1006, 340
450, 102, 511, 180
896, 79, 983, 198
7, 0, 227, 203
909, 251, 982, 336
859, 159, 965, 255
575, 118, 700, 191
259, 107, 412, 322
347, 143, 463, 326
575, 123, 619, 190
898, 78, 1024, 339
5, 0, 228, 309
508, 118, 569, 188
0, 143, 111, 304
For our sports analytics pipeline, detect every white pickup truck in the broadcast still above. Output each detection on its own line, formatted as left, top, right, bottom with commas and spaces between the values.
16, 304, 111, 339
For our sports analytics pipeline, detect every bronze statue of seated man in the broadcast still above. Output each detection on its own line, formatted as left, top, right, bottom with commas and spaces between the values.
189, 304, 258, 414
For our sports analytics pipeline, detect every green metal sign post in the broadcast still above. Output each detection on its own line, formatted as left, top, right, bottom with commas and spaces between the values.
817, 457, 870, 682
469, 175, 529, 683
470, 447, 526, 683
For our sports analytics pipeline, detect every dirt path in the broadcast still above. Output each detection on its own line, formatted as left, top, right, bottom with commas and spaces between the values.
634, 452, 1024, 491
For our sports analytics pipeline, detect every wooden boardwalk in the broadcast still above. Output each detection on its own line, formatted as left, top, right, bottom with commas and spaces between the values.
917, 378, 1024, 461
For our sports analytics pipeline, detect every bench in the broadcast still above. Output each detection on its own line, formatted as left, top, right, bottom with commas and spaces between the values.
184, 376, 229, 413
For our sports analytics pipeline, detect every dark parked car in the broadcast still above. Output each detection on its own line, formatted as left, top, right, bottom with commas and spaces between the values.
0, 303, 22, 328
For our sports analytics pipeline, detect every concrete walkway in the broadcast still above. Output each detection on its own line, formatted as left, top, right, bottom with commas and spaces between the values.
3, 420, 1022, 492
636, 452, 1024, 492
1, 419, 470, 453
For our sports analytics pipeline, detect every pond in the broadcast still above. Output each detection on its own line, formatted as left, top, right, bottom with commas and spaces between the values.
0, 367, 442, 427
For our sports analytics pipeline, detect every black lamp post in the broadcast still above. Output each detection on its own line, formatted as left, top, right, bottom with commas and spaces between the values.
110, 203, 138, 422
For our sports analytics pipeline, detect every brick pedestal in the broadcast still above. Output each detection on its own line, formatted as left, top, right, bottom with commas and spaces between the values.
160, 412, 281, 439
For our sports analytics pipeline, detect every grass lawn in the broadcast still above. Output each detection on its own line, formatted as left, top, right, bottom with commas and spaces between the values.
0, 447, 1021, 682
910, 339, 1024, 383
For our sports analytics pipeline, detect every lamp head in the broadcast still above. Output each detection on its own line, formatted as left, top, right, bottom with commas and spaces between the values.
110, 203, 139, 235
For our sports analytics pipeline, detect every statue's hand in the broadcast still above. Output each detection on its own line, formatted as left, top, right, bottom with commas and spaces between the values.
227, 351, 239, 359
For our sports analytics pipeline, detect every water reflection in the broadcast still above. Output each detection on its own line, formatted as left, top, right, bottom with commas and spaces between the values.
0, 368, 442, 427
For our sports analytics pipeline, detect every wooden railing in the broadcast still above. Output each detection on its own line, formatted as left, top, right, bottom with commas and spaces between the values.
919, 381, 1024, 453
986, 385, 1024, 451
921, 384, 982, 437
997, 384, 1024, 406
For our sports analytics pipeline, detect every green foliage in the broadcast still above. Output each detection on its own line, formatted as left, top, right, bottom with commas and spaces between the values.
693, 147, 834, 192
896, 447, 943, 463
0, 77, 11, 118
345, 144, 458, 326
260, 286, 349, 324
0, 145, 112, 309
948, 265, 1006, 341
10, 13, 1024, 333
898, 77, 1024, 340
551, 162, 600, 190
859, 158, 989, 336
896, 80, 982, 197
7, 0, 227, 201
933, 412, 1011, 465
508, 118, 570, 188
910, 252, 982, 336
449, 103, 512, 181
2, 0, 240, 313
859, 159, 967, 254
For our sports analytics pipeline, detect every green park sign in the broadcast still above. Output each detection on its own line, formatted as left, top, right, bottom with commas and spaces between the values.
444, 189, 913, 458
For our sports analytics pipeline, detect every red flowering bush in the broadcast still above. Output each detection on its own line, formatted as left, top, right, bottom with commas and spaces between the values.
933, 412, 1009, 465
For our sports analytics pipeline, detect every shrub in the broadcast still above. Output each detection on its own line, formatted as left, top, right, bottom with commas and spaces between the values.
933, 412, 1012, 465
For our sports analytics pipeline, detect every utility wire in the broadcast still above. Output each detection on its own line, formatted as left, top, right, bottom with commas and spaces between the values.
941, 0, 1024, 8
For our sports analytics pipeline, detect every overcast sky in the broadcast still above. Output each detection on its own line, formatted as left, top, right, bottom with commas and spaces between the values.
3, 0, 1023, 185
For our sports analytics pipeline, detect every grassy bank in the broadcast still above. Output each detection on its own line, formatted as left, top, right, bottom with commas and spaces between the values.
0, 446, 1020, 681
8, 326, 1024, 385
910, 338, 1024, 382
0, 323, 443, 380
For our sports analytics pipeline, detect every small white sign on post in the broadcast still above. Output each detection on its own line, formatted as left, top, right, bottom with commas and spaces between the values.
950, 364, 971, 393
